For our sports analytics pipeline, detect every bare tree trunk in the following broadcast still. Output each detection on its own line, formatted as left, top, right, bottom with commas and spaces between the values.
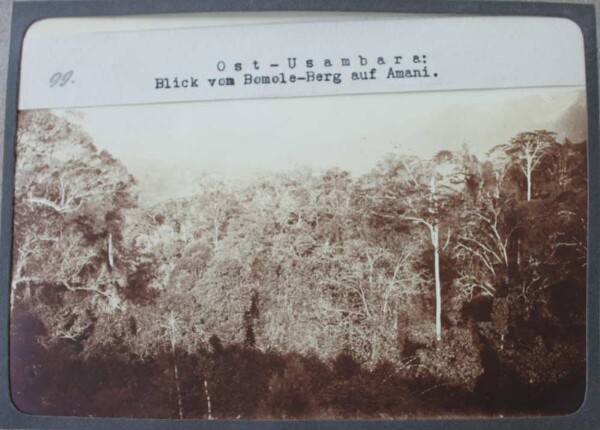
213, 221, 219, 251
168, 312, 184, 419
429, 174, 442, 343
433, 225, 442, 342
526, 161, 532, 201
371, 332, 378, 362
10, 262, 26, 315
172, 359, 184, 420
204, 379, 213, 420
107, 233, 114, 269
10, 279, 17, 315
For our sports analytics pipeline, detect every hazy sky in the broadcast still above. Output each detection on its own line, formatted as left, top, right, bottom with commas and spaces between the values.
56, 86, 584, 200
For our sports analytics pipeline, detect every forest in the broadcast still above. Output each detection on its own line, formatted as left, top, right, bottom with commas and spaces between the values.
9, 106, 587, 419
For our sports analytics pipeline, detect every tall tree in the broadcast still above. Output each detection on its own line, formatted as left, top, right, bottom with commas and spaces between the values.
361, 154, 460, 342
496, 130, 556, 201
12, 110, 136, 341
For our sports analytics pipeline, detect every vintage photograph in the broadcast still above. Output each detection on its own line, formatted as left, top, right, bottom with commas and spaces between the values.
10, 86, 587, 418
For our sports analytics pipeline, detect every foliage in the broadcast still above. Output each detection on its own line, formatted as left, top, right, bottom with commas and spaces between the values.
9, 109, 587, 418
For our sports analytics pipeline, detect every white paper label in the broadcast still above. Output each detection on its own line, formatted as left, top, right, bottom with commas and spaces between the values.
19, 16, 585, 110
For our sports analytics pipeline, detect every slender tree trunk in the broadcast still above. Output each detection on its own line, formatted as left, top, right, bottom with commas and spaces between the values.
168, 312, 184, 419
172, 359, 184, 420
10, 279, 16, 314
428, 174, 442, 342
107, 233, 114, 269
526, 161, 532, 201
213, 221, 219, 251
10, 262, 24, 314
517, 237, 521, 269
371, 332, 378, 362
433, 225, 442, 342
204, 379, 213, 420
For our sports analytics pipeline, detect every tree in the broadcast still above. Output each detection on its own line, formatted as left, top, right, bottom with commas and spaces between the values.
11, 106, 588, 416
163, 311, 184, 419
413, 326, 483, 391
12, 110, 137, 341
454, 195, 515, 300
541, 139, 587, 194
196, 180, 237, 253
361, 153, 462, 342
319, 242, 424, 366
475, 136, 587, 405
416, 184, 441, 342
496, 131, 557, 201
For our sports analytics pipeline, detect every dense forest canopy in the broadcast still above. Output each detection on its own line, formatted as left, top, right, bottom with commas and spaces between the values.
10, 102, 587, 418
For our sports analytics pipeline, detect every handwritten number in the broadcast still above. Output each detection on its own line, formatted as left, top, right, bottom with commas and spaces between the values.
49, 70, 74, 88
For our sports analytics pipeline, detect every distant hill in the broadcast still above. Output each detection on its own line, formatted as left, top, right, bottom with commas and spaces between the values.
555, 90, 587, 142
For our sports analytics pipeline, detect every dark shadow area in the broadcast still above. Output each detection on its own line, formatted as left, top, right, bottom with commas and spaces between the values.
10, 308, 585, 419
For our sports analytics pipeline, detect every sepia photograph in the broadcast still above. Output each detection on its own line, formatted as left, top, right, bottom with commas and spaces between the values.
9, 86, 587, 419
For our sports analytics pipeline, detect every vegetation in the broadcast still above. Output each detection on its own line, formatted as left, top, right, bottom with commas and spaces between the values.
10, 109, 587, 418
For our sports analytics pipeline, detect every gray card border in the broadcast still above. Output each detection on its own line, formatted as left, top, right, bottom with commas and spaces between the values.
1, 1, 598, 429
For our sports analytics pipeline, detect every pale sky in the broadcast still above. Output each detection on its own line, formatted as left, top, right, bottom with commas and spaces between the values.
56, 86, 585, 200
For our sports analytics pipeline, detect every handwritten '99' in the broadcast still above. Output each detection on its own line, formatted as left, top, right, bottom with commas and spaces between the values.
49, 70, 74, 88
